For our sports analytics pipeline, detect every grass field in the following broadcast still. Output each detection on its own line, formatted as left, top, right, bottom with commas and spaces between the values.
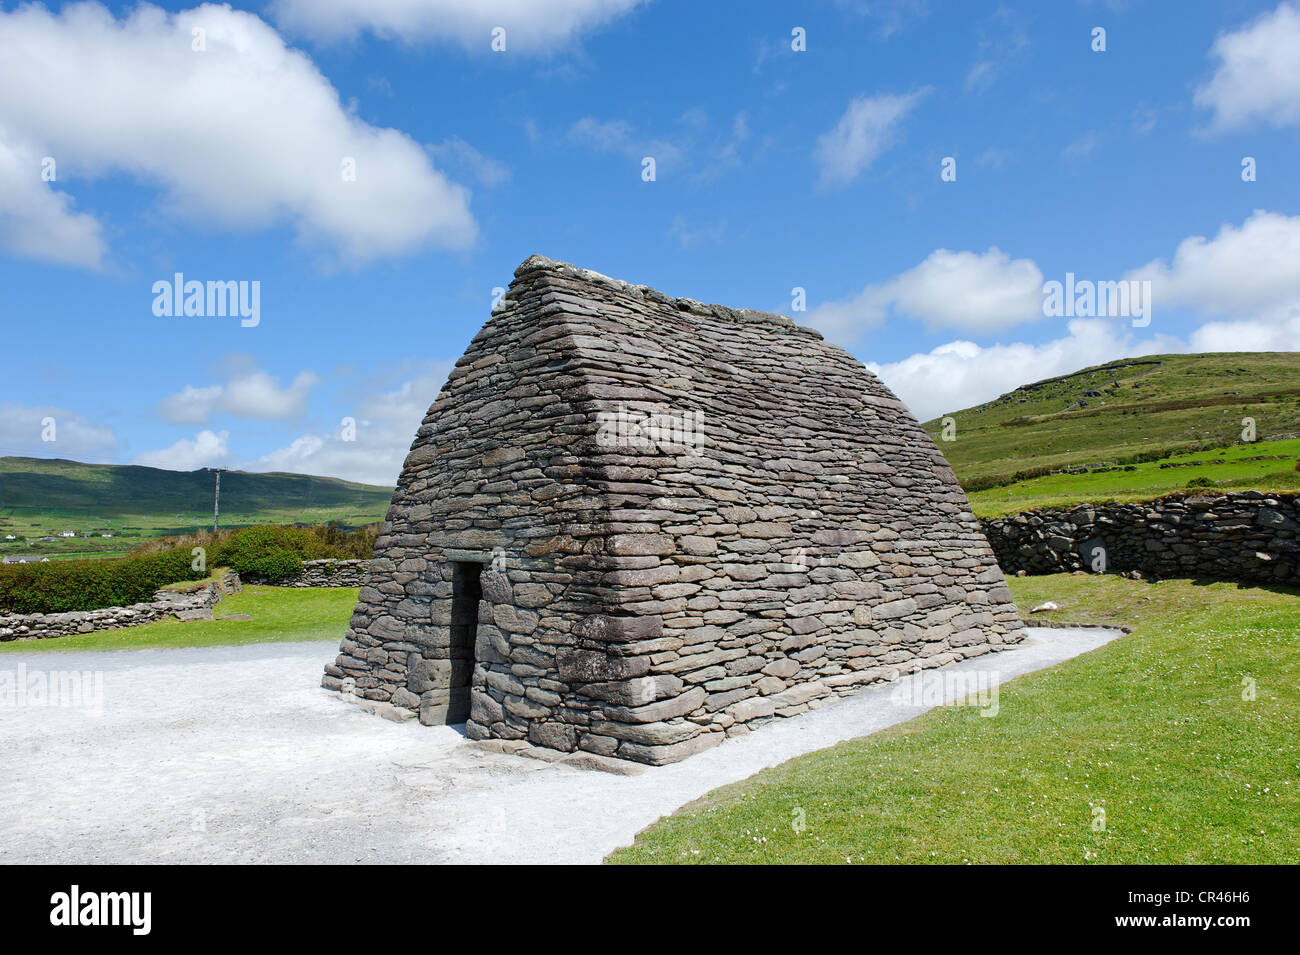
968, 437, 1300, 517
606, 574, 1300, 864
0, 586, 359, 654
921, 352, 1300, 494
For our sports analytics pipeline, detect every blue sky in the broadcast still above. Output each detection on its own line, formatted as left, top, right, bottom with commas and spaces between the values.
2, 0, 1299, 485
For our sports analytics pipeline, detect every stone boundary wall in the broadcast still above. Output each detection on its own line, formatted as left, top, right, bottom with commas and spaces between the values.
247, 559, 368, 588
1025, 618, 1135, 634
982, 491, 1299, 584
0, 572, 242, 642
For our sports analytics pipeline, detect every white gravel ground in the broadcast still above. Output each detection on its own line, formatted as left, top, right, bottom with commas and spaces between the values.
0, 626, 1121, 864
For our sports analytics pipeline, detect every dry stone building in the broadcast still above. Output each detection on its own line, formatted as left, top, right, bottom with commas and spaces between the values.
322, 256, 1024, 765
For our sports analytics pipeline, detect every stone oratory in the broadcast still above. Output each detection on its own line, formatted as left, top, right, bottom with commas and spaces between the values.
323, 256, 1024, 765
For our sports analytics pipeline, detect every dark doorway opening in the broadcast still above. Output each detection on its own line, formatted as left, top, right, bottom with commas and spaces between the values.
447, 561, 483, 723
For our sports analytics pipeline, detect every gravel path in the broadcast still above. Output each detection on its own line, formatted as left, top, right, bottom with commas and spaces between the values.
0, 626, 1121, 864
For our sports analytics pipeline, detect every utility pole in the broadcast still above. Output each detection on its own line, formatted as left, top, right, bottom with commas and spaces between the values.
213, 468, 223, 532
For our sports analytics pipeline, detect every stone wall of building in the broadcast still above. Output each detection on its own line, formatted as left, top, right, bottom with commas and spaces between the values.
0, 571, 242, 642
246, 559, 368, 588
323, 256, 1024, 766
982, 491, 1299, 583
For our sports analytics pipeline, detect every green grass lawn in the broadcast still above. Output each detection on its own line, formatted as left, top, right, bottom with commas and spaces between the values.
968, 439, 1300, 517
0, 586, 358, 654
606, 574, 1300, 864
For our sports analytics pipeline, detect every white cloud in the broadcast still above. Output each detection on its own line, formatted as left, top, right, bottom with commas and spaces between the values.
134, 429, 231, 471
1189, 313, 1300, 352
814, 208, 1300, 351
157, 385, 224, 426
1132, 104, 1158, 135
243, 362, 454, 485
159, 371, 320, 424
1126, 210, 1300, 323
222, 372, 320, 420
1195, 2, 1300, 130
567, 116, 686, 173
833, 0, 931, 39
867, 320, 1182, 422
964, 9, 1028, 94
428, 137, 510, 187
965, 61, 997, 93
692, 111, 751, 184
829, 208, 1300, 419
814, 89, 927, 189
827, 207, 1300, 420
668, 215, 727, 249
0, 3, 475, 268
0, 135, 106, 269
271, 0, 645, 51
1061, 130, 1102, 163
0, 403, 120, 461
808, 247, 1044, 342
569, 117, 638, 152
974, 146, 1012, 169
564, 109, 753, 183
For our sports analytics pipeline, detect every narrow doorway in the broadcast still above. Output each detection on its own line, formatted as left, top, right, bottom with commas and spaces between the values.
447, 561, 483, 723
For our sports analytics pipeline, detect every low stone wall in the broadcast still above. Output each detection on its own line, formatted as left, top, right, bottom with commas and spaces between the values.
0, 571, 242, 642
983, 491, 1299, 584
246, 559, 368, 588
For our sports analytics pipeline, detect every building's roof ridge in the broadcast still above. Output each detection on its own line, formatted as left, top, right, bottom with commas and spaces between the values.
512, 254, 810, 334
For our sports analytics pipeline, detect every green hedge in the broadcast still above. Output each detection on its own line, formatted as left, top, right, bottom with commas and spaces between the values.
132, 522, 377, 562
0, 548, 207, 615
0, 524, 374, 614
210, 526, 328, 583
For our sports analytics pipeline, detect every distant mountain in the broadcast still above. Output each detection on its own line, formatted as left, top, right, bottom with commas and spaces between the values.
922, 352, 1300, 485
0, 458, 392, 554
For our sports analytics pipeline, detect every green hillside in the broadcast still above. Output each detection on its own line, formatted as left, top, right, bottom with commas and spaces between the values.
0, 458, 392, 558
920, 352, 1300, 516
